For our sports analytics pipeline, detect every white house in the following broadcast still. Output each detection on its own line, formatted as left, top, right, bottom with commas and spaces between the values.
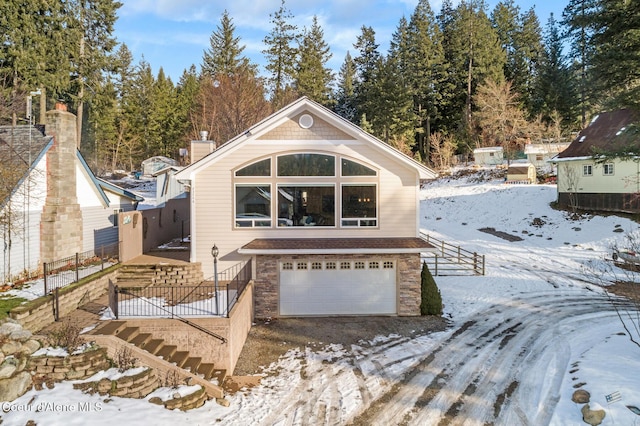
552, 109, 640, 213
473, 146, 503, 166
176, 97, 438, 318
0, 106, 141, 284
524, 141, 571, 168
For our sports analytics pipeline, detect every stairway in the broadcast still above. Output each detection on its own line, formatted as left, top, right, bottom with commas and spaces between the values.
92, 321, 226, 385
116, 263, 205, 288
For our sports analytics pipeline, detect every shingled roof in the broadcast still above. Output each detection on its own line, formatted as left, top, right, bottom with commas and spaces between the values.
0, 125, 52, 206
557, 109, 640, 159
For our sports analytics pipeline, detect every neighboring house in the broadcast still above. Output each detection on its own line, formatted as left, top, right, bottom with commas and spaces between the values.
473, 147, 503, 166
552, 109, 640, 213
0, 105, 141, 284
506, 163, 536, 184
176, 97, 438, 318
152, 166, 187, 205
524, 141, 571, 168
141, 156, 178, 177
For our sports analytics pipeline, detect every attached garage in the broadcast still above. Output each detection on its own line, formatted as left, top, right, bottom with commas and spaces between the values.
279, 259, 396, 315
239, 237, 436, 318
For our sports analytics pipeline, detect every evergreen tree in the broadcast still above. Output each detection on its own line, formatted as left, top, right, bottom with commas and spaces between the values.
533, 14, 579, 130
491, 2, 542, 116
201, 10, 255, 78
353, 26, 382, 128
262, 0, 299, 109
561, 0, 599, 127
294, 16, 334, 106
588, 0, 640, 110
334, 52, 357, 122
420, 262, 442, 316
407, 0, 448, 161
441, 0, 506, 147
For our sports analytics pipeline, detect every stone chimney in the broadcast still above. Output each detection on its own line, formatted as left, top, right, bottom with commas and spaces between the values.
40, 106, 83, 263
190, 131, 216, 164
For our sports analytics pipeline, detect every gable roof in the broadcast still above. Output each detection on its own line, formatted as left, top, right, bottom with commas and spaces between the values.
557, 109, 640, 159
176, 97, 437, 180
0, 125, 53, 209
76, 152, 143, 206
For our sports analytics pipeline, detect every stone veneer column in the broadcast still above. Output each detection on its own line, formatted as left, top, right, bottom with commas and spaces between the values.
40, 104, 83, 263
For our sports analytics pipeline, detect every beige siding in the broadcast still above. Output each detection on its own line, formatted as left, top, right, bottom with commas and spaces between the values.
557, 159, 640, 194
191, 139, 420, 270
258, 113, 355, 141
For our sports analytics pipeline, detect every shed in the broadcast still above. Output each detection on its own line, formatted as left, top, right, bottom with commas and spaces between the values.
506, 163, 536, 184
473, 147, 503, 166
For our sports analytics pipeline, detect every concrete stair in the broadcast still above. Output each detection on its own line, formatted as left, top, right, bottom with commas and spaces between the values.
115, 266, 157, 287
115, 263, 205, 288
91, 321, 225, 383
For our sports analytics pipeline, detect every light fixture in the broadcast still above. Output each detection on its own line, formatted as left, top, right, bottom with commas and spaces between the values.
211, 244, 219, 315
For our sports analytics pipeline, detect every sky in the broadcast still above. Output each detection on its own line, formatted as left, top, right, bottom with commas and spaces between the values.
114, 0, 568, 83
3, 167, 640, 424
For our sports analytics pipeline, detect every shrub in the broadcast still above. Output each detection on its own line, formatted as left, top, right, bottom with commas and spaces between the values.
114, 345, 138, 372
420, 262, 442, 316
46, 320, 83, 352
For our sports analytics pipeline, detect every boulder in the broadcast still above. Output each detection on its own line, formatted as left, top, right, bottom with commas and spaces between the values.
1, 341, 22, 356
9, 329, 32, 343
0, 371, 32, 401
572, 389, 591, 404
0, 321, 22, 337
581, 403, 606, 426
20, 339, 41, 355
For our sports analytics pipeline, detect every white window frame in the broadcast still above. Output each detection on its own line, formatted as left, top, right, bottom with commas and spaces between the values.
583, 165, 593, 176
603, 163, 614, 176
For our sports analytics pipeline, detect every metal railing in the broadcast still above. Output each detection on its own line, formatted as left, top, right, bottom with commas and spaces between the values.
43, 242, 119, 294
110, 260, 252, 319
421, 233, 485, 276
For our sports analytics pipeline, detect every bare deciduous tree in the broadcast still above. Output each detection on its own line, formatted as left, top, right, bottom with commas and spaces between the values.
429, 132, 457, 171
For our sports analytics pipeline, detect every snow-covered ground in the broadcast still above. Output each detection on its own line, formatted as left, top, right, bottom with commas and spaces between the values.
3, 170, 640, 425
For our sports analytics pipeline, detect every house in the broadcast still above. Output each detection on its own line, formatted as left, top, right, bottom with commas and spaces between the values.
552, 109, 640, 213
473, 146, 503, 166
506, 163, 536, 184
0, 104, 142, 284
141, 155, 178, 177
175, 97, 438, 318
524, 141, 571, 168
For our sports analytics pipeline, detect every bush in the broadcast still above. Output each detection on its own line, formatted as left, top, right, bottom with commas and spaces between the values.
46, 320, 83, 353
420, 262, 442, 316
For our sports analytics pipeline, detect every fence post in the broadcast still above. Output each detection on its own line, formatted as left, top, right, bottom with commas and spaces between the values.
113, 285, 119, 319
482, 255, 486, 276
43, 262, 48, 295
473, 253, 478, 275
75, 252, 79, 283
458, 246, 461, 263
435, 254, 438, 276
54, 288, 60, 321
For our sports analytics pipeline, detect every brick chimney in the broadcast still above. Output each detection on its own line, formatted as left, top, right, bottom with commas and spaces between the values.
40, 107, 83, 263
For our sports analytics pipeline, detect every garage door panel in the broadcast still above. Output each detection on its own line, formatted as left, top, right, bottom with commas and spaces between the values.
280, 260, 396, 316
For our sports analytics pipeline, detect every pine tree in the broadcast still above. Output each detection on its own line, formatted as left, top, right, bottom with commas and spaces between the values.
353, 26, 382, 128
561, 0, 599, 127
201, 10, 255, 78
420, 262, 442, 316
334, 52, 357, 122
407, 0, 448, 161
262, 0, 299, 109
294, 16, 334, 106
533, 14, 579, 130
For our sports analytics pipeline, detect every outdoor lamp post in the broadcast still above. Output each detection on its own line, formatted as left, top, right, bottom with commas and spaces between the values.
211, 244, 219, 314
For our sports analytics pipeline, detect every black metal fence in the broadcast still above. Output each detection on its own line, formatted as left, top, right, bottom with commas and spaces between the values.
110, 260, 252, 319
43, 242, 119, 294
421, 233, 485, 276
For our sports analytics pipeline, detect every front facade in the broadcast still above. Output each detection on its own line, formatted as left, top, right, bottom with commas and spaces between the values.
506, 163, 536, 183
553, 109, 640, 213
176, 97, 437, 317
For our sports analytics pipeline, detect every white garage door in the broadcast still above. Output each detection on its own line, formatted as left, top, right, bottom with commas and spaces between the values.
279, 259, 396, 315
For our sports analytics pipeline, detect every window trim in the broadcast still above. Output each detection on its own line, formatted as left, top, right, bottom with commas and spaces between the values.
583, 164, 593, 176
603, 163, 614, 176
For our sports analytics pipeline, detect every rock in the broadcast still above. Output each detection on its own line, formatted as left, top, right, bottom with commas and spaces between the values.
148, 396, 163, 405
572, 389, 590, 404
1, 341, 22, 356
0, 322, 22, 337
216, 397, 230, 407
0, 371, 32, 401
97, 378, 112, 395
582, 403, 606, 426
20, 339, 40, 355
173, 392, 182, 400
0, 363, 17, 379
9, 329, 32, 343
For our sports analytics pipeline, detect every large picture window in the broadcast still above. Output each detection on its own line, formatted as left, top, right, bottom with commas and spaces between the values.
341, 185, 377, 227
235, 185, 271, 227
233, 153, 378, 229
278, 186, 335, 226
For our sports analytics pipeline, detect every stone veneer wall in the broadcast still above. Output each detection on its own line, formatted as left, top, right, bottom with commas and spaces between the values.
10, 267, 119, 333
253, 253, 422, 318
